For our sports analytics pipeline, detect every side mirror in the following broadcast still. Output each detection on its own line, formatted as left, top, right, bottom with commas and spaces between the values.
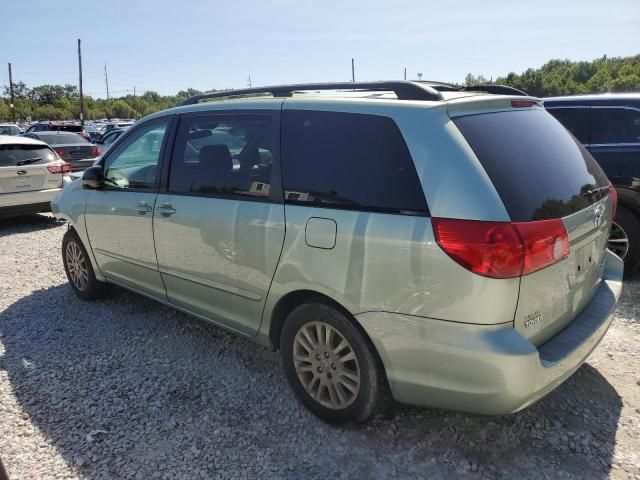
82, 165, 105, 189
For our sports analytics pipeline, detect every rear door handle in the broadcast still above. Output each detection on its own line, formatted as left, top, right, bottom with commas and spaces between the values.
135, 201, 152, 214
155, 203, 176, 216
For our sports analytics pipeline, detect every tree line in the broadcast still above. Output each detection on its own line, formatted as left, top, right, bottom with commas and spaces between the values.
465, 54, 640, 96
1, 54, 639, 122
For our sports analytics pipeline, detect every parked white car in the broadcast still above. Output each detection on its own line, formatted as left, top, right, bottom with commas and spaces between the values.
0, 135, 72, 218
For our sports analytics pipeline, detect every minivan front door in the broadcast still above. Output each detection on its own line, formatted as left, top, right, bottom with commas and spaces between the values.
153, 112, 285, 335
84, 118, 171, 299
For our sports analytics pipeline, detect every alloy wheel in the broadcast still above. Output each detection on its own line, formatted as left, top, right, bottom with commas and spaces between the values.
608, 221, 630, 259
293, 321, 361, 410
66, 241, 89, 291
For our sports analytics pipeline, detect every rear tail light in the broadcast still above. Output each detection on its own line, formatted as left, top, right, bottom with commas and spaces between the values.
54, 148, 68, 160
90, 146, 101, 157
47, 162, 72, 175
432, 217, 570, 279
609, 183, 618, 219
511, 100, 536, 108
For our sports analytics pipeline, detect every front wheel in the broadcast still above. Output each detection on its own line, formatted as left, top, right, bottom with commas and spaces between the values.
62, 229, 109, 300
280, 301, 388, 423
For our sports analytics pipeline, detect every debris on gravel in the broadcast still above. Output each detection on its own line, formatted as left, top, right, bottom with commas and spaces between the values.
1, 214, 639, 479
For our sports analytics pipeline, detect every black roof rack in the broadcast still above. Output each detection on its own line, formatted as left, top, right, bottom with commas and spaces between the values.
180, 81, 444, 106
417, 81, 528, 97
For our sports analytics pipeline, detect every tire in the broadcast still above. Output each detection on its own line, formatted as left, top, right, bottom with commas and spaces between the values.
280, 301, 388, 423
62, 229, 109, 300
610, 206, 640, 273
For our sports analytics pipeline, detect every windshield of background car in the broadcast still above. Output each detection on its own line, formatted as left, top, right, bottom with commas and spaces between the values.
0, 144, 56, 167
453, 108, 610, 221
0, 126, 20, 135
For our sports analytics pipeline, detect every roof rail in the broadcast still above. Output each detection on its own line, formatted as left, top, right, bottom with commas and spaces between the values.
180, 81, 444, 106
418, 81, 528, 97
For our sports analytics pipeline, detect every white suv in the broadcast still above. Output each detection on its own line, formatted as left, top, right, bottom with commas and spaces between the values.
0, 135, 72, 218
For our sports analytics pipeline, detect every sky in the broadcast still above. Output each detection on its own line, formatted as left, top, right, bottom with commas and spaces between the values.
1, 0, 639, 99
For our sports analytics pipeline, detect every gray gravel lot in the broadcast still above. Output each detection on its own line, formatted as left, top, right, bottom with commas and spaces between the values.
1, 214, 639, 480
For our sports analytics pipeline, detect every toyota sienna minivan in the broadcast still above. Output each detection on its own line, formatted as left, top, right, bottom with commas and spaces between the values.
51, 81, 623, 423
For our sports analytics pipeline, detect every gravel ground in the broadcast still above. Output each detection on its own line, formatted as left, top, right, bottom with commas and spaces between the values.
0, 214, 639, 480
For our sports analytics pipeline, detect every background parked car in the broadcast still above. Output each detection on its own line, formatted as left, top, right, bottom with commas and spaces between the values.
544, 94, 640, 271
0, 135, 71, 218
25, 122, 92, 142
0, 124, 22, 136
83, 125, 102, 143
22, 131, 101, 172
96, 127, 128, 150
100, 121, 134, 140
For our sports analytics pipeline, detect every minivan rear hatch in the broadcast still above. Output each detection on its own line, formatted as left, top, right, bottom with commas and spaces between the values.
452, 105, 613, 346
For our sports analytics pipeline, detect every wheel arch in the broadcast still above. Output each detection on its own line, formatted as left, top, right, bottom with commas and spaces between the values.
266, 289, 390, 387
616, 186, 640, 216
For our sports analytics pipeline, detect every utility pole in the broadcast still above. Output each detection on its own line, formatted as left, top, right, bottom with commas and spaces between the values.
77, 39, 85, 125
104, 64, 110, 101
133, 85, 136, 97
8, 62, 15, 122
404, 67, 407, 81
351, 58, 355, 82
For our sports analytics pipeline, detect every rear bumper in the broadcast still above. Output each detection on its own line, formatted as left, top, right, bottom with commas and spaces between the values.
69, 158, 97, 172
355, 250, 623, 415
0, 187, 65, 217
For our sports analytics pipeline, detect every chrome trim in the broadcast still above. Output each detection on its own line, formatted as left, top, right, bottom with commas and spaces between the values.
158, 267, 262, 302
545, 106, 590, 110
588, 143, 640, 148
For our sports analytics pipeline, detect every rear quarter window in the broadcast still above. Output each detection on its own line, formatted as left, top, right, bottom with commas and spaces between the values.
453, 108, 610, 222
281, 110, 427, 214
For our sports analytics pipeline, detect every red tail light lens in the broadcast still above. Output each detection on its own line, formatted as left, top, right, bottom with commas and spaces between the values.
511, 100, 536, 108
432, 218, 570, 279
90, 146, 101, 157
47, 162, 72, 175
514, 220, 570, 275
54, 148, 68, 160
609, 183, 618, 219
432, 219, 523, 278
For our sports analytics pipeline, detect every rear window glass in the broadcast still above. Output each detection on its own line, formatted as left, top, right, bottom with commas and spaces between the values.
454, 109, 609, 222
590, 107, 640, 144
0, 145, 56, 167
36, 132, 88, 144
58, 125, 83, 133
545, 107, 589, 144
282, 110, 427, 214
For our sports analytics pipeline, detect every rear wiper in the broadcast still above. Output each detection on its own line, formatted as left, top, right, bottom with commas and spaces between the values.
16, 156, 43, 166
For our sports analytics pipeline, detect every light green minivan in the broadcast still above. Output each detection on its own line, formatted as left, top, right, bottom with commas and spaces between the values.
52, 81, 623, 423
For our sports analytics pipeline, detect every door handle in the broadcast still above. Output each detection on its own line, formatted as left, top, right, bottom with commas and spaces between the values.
155, 203, 176, 216
135, 201, 152, 214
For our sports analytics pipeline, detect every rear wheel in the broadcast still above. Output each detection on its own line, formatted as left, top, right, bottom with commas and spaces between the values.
62, 229, 109, 300
280, 301, 388, 423
609, 206, 640, 273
